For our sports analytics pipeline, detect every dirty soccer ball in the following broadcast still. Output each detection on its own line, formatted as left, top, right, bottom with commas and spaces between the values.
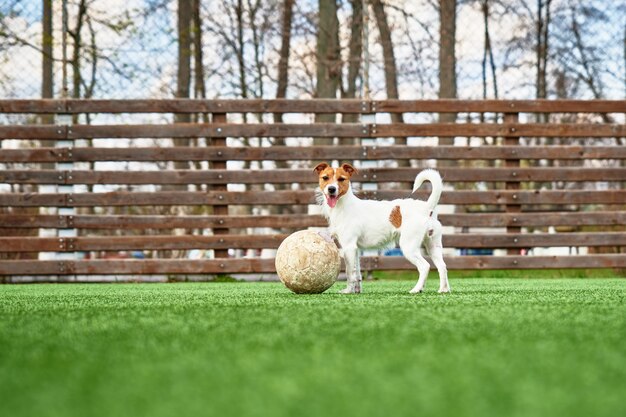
275, 230, 340, 294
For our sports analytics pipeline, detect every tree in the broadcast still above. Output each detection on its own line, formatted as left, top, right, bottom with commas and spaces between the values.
176, 0, 192, 108
340, 0, 362, 148
315, 0, 340, 101
535, 0, 551, 126
40, 0, 54, 149
273, 0, 294, 127
314, 0, 341, 146
343, 0, 362, 103
173, 0, 192, 172
192, 0, 206, 102
42, 0, 53, 103
371, 0, 409, 167
438, 0, 457, 150
481, 0, 498, 100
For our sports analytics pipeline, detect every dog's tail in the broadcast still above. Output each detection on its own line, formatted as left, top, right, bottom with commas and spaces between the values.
412, 169, 443, 211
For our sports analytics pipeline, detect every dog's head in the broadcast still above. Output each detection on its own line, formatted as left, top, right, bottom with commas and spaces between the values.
313, 162, 357, 208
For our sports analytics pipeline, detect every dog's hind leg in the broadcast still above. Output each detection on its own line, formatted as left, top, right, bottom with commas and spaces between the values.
424, 226, 450, 293
400, 235, 430, 294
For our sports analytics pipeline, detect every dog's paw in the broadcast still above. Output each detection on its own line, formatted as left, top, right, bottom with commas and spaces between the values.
438, 287, 451, 294
409, 287, 424, 294
340, 284, 362, 294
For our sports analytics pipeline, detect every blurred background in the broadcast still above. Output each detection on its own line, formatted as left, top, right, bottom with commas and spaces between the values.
0, 0, 624, 101
0, 0, 624, 267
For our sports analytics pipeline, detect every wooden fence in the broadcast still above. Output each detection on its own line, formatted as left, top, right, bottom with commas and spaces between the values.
1, 99, 625, 281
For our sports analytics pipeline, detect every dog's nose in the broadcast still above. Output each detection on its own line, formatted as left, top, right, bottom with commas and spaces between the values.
328, 185, 337, 194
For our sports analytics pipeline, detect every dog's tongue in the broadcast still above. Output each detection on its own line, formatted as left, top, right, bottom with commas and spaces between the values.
327, 195, 338, 208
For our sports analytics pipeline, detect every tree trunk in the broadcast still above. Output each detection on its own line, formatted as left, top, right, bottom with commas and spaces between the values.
438, 0, 457, 155
174, 0, 192, 167
340, 0, 362, 147
344, 0, 362, 102
273, 0, 294, 137
177, 0, 192, 105
235, 0, 248, 100
69, 0, 87, 102
192, 0, 206, 102
371, 0, 409, 167
42, 0, 53, 111
247, 0, 265, 98
192, 0, 206, 173
535, 0, 551, 123
314, 0, 340, 146
40, 0, 54, 150
481, 0, 497, 101
275, 0, 294, 102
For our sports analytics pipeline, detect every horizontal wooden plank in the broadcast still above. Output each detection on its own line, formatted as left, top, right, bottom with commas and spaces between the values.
447, 232, 626, 248
0, 99, 369, 114
1, 99, 624, 114
2, 145, 626, 163
1, 190, 624, 207
0, 125, 65, 139
67, 123, 360, 139
2, 167, 625, 185
1, 254, 625, 275
0, 100, 67, 113
443, 211, 626, 228
0, 214, 328, 229
2, 123, 624, 141
0, 123, 362, 139
2, 211, 625, 230
375, 123, 626, 138
376, 99, 626, 114
2, 232, 624, 252
0, 234, 288, 252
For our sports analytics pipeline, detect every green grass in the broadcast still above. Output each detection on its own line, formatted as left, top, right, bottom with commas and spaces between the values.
1, 279, 625, 417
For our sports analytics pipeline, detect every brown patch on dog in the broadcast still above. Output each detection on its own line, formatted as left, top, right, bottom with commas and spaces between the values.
334, 163, 356, 198
314, 163, 335, 190
340, 163, 357, 177
389, 205, 402, 228
313, 163, 330, 175
314, 162, 357, 201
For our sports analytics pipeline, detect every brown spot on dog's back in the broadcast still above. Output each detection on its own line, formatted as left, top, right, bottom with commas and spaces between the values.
389, 205, 402, 228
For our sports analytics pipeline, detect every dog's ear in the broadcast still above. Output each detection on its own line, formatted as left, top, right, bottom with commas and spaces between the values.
341, 163, 358, 177
313, 162, 329, 174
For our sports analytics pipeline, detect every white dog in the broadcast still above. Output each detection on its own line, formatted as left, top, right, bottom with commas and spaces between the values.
314, 162, 450, 294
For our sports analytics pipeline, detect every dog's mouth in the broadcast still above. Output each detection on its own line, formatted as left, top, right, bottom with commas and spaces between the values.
326, 194, 339, 208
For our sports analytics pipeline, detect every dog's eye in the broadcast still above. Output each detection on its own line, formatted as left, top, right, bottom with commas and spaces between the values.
322, 176, 329, 181
338, 177, 345, 182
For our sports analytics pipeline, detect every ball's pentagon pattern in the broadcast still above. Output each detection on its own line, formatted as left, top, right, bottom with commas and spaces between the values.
275, 230, 340, 294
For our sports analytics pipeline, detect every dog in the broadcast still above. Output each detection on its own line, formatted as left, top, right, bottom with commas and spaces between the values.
314, 162, 450, 294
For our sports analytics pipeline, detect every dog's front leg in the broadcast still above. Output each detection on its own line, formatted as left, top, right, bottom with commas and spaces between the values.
340, 246, 361, 294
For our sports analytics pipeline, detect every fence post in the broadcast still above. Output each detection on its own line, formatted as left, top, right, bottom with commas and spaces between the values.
504, 112, 521, 255
212, 112, 229, 258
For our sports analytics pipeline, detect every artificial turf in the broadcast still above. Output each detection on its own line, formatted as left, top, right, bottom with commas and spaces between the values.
1, 279, 625, 417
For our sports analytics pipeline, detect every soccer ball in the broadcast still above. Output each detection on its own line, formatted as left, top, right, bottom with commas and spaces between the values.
275, 230, 340, 294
